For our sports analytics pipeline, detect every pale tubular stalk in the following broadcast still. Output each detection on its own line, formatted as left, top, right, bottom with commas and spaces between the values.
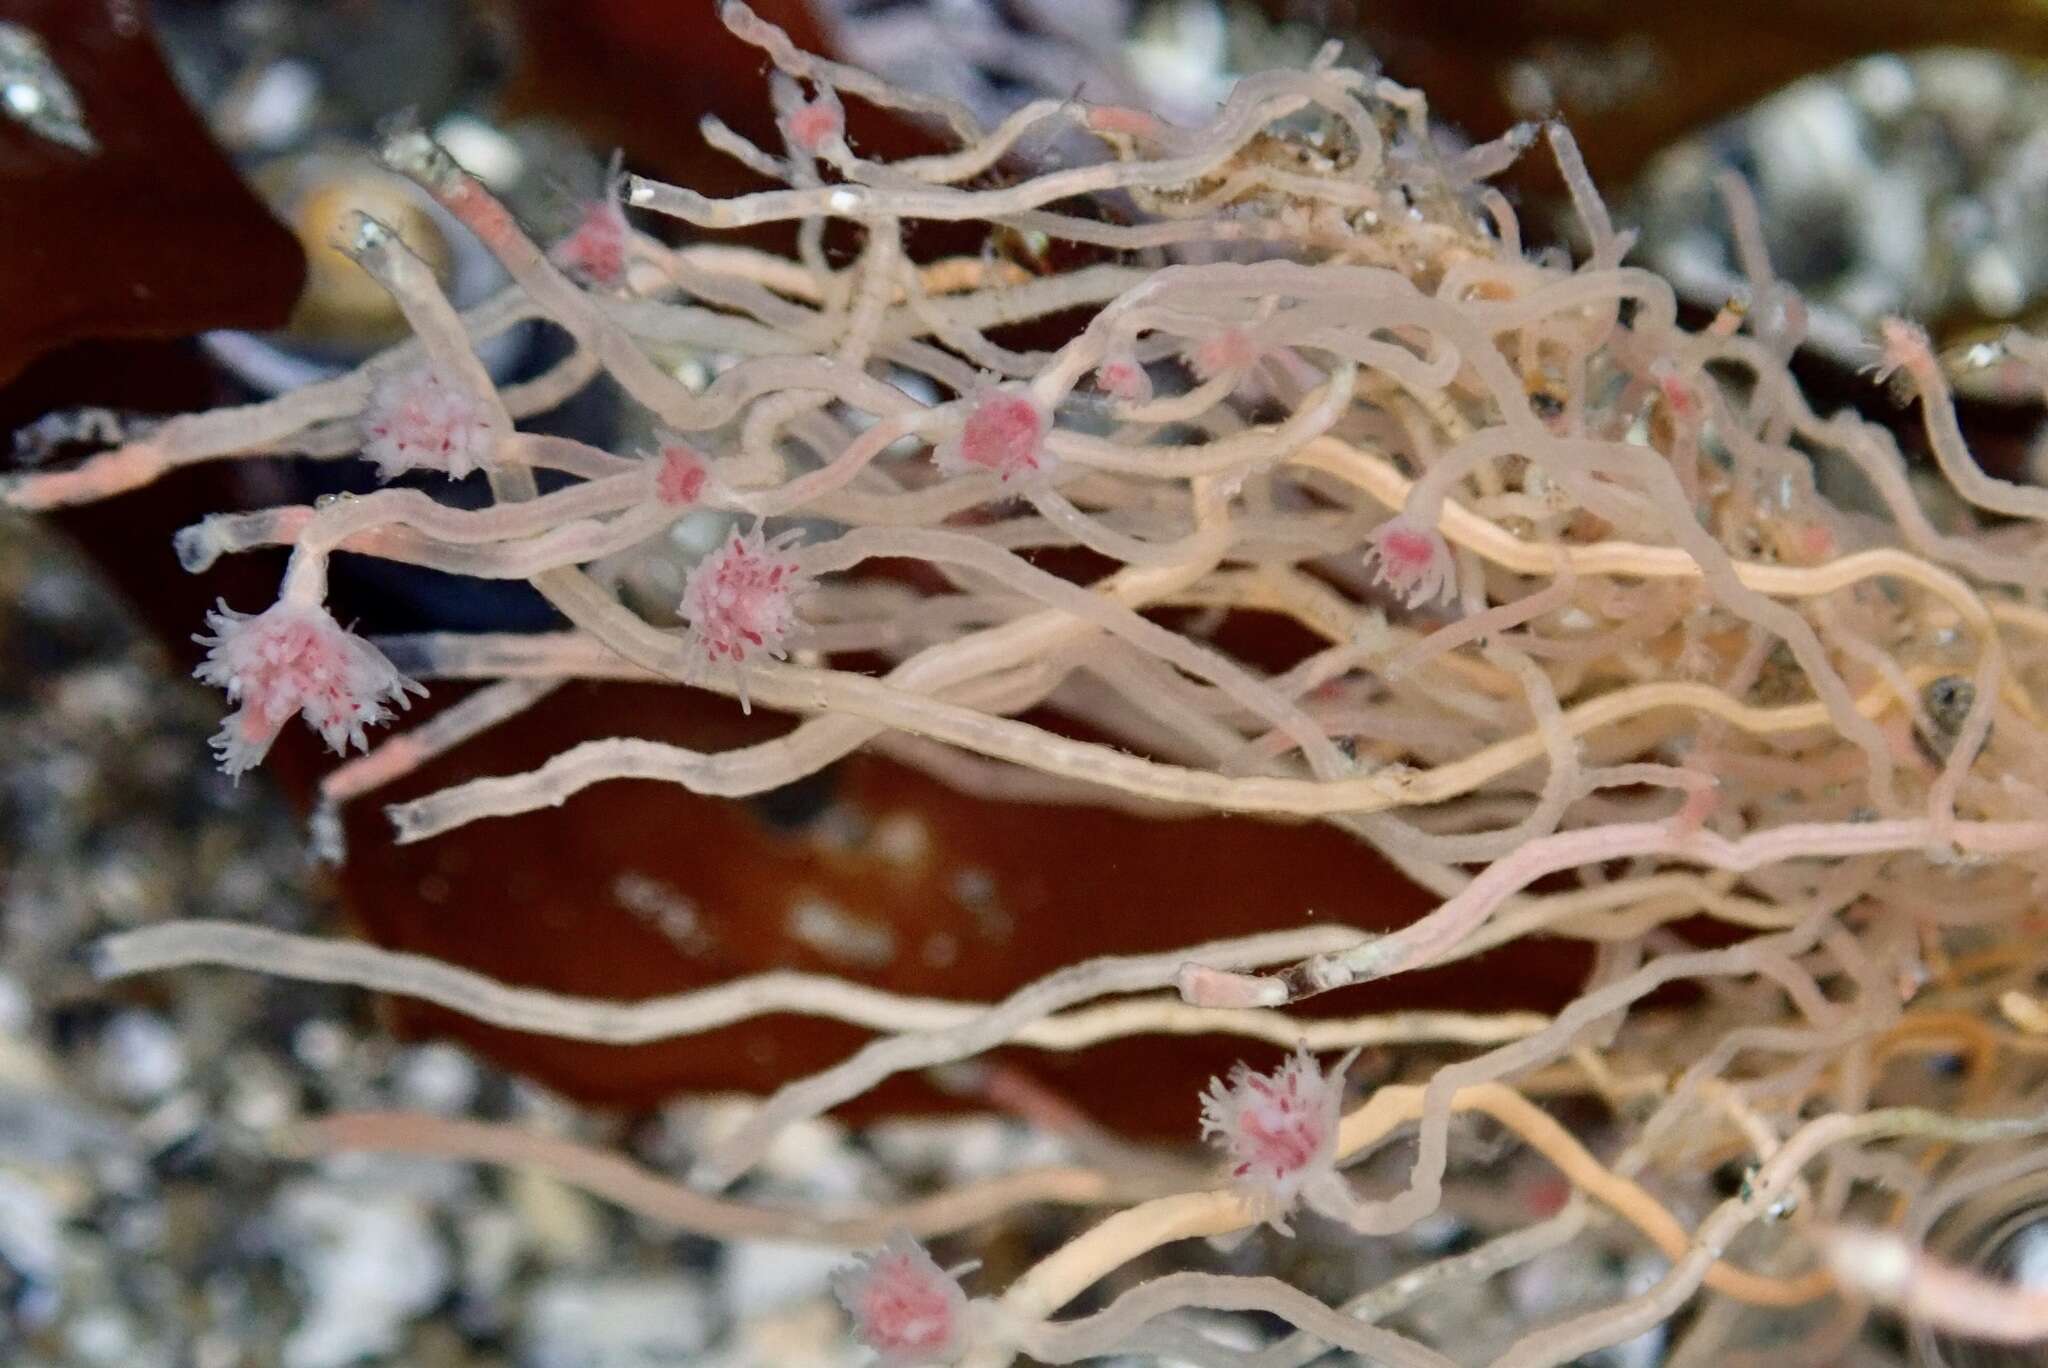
376, 642, 1133, 839
1289, 435, 1998, 637
1190, 817, 2048, 1008
385, 482, 1243, 839
687, 924, 1368, 1191
1924, 644, 2003, 842
804, 465, 1016, 526
373, 632, 659, 682
342, 172, 723, 691
1014, 1272, 1453, 1368
389, 664, 1297, 828
1547, 121, 1623, 268
1901, 1146, 2048, 1249
719, 1, 985, 142
0, 287, 546, 511
1308, 929, 1851, 1241
381, 130, 725, 436
1623, 1016, 1865, 1181
382, 640, 1949, 846
1110, 372, 1241, 426
1484, 1105, 2048, 1368
95, 920, 1557, 1058
506, 433, 642, 479
1045, 266, 1530, 421
1462, 870, 1806, 952
1248, 1200, 1590, 1368
801, 525, 1344, 777
1073, 644, 1250, 771
697, 112, 787, 182
1900, 331, 2048, 525
1315, 1082, 1833, 1305
245, 504, 680, 583
1141, 157, 1384, 215
90, 921, 1001, 1044
1040, 358, 1357, 479
984, 1076, 1844, 1367
730, 407, 941, 517
883, 97, 1086, 186
635, 249, 832, 340
1724, 341, 2048, 592
634, 245, 1135, 340
624, 66, 1337, 230
1023, 487, 1205, 568
828, 211, 903, 371
867, 733, 1195, 818
2, 384, 358, 511
1354, 644, 1580, 867
890, 242, 1049, 378
176, 467, 656, 572
286, 1110, 1152, 1245
1393, 426, 1900, 808
603, 291, 810, 357
673, 347, 926, 425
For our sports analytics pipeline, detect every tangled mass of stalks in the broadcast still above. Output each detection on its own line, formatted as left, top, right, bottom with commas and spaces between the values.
17, 5, 2048, 1363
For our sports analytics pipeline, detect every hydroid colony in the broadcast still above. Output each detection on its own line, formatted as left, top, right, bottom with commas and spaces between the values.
22, 6, 2048, 1361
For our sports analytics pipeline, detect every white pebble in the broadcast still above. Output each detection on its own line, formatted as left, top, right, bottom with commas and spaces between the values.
395, 1042, 479, 1114
271, 1181, 450, 1368
96, 1011, 185, 1102
521, 1272, 713, 1368
722, 1240, 848, 1321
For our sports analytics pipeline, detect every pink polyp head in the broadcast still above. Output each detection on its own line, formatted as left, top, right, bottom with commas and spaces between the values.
1869, 316, 1937, 401
1187, 328, 1259, 382
938, 389, 1050, 481
1092, 356, 1152, 405
1199, 1044, 1350, 1230
1650, 361, 1699, 421
551, 197, 630, 287
1380, 528, 1435, 573
783, 97, 845, 154
831, 1233, 969, 1366
679, 524, 810, 688
360, 364, 497, 480
655, 443, 710, 506
192, 599, 424, 776
1363, 517, 1455, 609
1879, 317, 1934, 373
